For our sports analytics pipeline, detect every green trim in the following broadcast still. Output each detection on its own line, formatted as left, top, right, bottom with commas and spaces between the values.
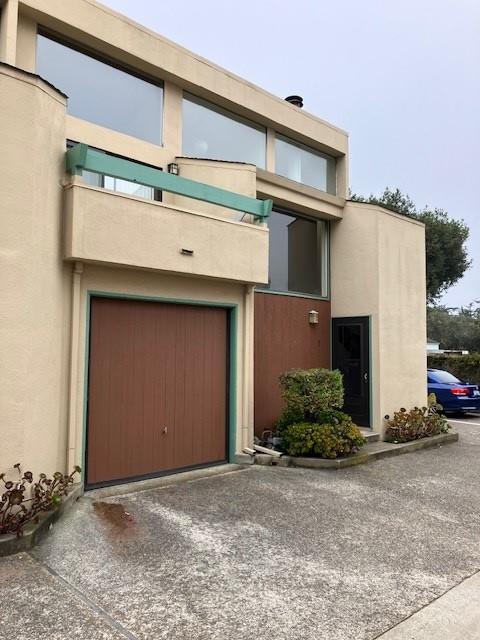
81, 294, 92, 478
228, 306, 238, 462
82, 291, 238, 481
67, 142, 88, 176
66, 143, 272, 220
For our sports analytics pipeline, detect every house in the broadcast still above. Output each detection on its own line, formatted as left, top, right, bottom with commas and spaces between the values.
427, 339, 469, 356
0, 0, 427, 489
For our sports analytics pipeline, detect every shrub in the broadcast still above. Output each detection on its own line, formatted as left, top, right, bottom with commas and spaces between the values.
282, 418, 366, 459
384, 395, 450, 443
276, 406, 304, 435
427, 353, 480, 385
0, 464, 81, 537
278, 368, 344, 426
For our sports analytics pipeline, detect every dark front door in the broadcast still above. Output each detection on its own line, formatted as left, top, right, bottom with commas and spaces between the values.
332, 316, 370, 427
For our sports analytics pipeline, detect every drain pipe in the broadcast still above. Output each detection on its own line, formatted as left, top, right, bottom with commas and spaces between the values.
67, 261, 83, 472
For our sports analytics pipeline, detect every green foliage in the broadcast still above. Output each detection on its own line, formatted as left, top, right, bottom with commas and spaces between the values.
0, 464, 81, 537
282, 419, 366, 459
427, 353, 480, 385
350, 187, 470, 302
276, 406, 304, 435
278, 368, 344, 426
384, 396, 450, 443
427, 303, 480, 353
276, 369, 365, 458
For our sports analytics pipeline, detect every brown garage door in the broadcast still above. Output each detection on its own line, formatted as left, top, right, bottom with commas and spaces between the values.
86, 297, 228, 488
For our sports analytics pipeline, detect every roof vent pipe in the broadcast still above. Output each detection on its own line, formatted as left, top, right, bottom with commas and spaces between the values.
285, 95, 303, 108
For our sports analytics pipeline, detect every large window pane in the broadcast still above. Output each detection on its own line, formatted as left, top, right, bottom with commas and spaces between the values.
37, 34, 163, 144
267, 210, 328, 297
275, 135, 336, 194
183, 94, 266, 167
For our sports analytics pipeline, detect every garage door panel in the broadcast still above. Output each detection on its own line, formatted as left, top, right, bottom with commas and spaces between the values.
86, 298, 228, 487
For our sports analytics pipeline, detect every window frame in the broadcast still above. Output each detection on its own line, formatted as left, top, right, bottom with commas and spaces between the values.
66, 141, 162, 202
182, 92, 267, 168
274, 133, 337, 195
37, 28, 165, 144
258, 207, 330, 300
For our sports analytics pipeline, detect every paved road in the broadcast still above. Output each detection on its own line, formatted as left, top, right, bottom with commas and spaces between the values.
447, 412, 480, 428
1, 419, 479, 640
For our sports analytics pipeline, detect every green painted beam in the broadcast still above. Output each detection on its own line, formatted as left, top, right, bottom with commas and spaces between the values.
66, 143, 272, 219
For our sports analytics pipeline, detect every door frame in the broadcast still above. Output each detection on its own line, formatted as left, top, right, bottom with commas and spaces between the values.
331, 314, 372, 429
82, 291, 238, 487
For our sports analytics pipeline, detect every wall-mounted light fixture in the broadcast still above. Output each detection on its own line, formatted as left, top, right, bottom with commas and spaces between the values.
180, 248, 194, 256
309, 310, 319, 325
168, 162, 179, 175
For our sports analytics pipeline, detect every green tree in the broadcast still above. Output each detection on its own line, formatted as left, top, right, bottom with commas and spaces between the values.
350, 188, 471, 302
427, 303, 480, 352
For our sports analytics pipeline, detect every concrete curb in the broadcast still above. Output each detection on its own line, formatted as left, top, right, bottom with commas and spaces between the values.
0, 483, 83, 557
235, 431, 459, 470
293, 431, 459, 469
375, 569, 480, 639
85, 464, 245, 500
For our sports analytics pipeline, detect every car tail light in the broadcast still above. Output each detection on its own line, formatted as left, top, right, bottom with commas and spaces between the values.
450, 387, 468, 396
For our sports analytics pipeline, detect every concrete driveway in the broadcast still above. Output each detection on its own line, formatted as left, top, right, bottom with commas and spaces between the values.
1, 418, 480, 640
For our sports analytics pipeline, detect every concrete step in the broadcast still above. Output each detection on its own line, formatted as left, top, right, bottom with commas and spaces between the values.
360, 429, 381, 443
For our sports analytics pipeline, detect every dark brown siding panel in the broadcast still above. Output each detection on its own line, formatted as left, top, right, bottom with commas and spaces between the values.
87, 298, 228, 487
254, 292, 331, 436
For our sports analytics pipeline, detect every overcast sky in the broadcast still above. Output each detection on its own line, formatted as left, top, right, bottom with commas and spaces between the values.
103, 0, 479, 308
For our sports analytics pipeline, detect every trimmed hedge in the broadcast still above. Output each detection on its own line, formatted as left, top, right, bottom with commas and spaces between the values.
278, 368, 344, 425
428, 353, 480, 384
282, 417, 366, 459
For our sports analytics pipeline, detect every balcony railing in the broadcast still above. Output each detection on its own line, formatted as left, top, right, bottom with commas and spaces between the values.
66, 143, 272, 220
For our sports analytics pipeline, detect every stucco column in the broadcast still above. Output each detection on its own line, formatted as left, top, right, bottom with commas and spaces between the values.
266, 127, 275, 173
0, 0, 18, 64
0, 66, 69, 475
67, 262, 84, 471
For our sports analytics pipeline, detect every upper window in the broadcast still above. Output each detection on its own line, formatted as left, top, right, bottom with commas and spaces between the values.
182, 94, 266, 168
275, 135, 336, 194
36, 34, 163, 144
266, 210, 329, 297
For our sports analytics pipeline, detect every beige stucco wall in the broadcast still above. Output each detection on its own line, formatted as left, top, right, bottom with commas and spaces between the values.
0, 0, 430, 476
256, 169, 345, 220
0, 64, 257, 483
331, 202, 427, 433
69, 266, 254, 472
0, 65, 71, 476
64, 181, 269, 284
171, 157, 257, 221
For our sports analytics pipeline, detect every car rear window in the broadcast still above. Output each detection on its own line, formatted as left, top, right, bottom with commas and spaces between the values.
429, 370, 462, 384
